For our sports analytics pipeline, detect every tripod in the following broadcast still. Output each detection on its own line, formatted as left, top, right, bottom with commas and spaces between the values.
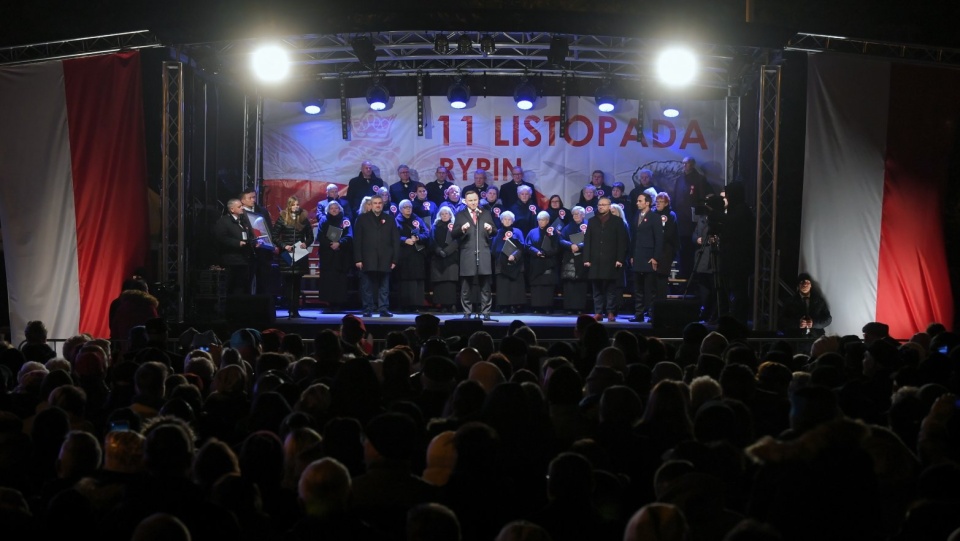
684, 237, 722, 323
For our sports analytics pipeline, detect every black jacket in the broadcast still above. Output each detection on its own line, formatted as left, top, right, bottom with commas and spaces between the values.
353, 211, 399, 272
583, 214, 628, 281
214, 213, 255, 266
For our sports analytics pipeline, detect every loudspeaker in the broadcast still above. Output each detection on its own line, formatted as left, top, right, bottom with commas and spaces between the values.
226, 295, 276, 329
652, 299, 700, 334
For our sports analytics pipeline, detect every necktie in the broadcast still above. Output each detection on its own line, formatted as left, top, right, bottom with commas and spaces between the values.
472, 210, 477, 225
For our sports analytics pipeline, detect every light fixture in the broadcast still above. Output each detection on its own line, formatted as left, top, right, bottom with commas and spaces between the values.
447, 78, 470, 109
548, 36, 569, 67
594, 80, 617, 113
434, 34, 450, 54
351, 36, 378, 69
662, 102, 680, 118
656, 47, 698, 87
479, 35, 495, 56
456, 34, 472, 55
514, 77, 537, 111
302, 99, 323, 115
251, 44, 290, 83
366, 80, 389, 111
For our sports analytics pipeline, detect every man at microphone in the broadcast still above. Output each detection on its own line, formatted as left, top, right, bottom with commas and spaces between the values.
452, 191, 496, 320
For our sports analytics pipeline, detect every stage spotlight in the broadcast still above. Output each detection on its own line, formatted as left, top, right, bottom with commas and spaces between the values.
302, 99, 323, 115
594, 80, 617, 113
656, 47, 698, 87
351, 36, 378, 69
514, 77, 537, 111
548, 36, 569, 67
251, 44, 290, 83
366, 81, 389, 111
447, 78, 470, 109
662, 102, 680, 118
434, 34, 450, 55
456, 34, 472, 55
479, 35, 495, 56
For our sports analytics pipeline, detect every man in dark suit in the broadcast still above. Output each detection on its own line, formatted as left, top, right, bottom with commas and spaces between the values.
388, 164, 418, 206
353, 195, 399, 317
451, 191, 497, 319
629, 192, 663, 322
583, 197, 629, 322
214, 199, 256, 295
461, 168, 491, 200
499, 165, 536, 209
425, 166, 454, 206
240, 187, 276, 295
347, 160, 384, 216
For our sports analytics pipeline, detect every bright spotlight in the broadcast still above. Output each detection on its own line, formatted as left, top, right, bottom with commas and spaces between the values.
514, 78, 537, 111
302, 100, 323, 115
251, 44, 290, 83
447, 79, 470, 109
594, 80, 617, 113
663, 105, 680, 118
366, 82, 389, 111
656, 48, 697, 87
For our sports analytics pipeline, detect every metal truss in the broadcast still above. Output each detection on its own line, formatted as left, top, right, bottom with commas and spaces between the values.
161, 61, 186, 322
0, 30, 162, 65
241, 95, 263, 192
181, 30, 775, 90
785, 33, 960, 67
752, 65, 781, 331
724, 94, 741, 183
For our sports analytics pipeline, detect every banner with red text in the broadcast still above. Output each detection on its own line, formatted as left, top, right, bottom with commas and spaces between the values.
262, 96, 726, 214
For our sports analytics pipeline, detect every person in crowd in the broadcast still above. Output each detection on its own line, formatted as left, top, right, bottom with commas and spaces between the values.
610, 181, 629, 210
628, 168, 660, 217
461, 169, 491, 201
493, 211, 526, 314
525, 211, 559, 314
241, 187, 276, 296
354, 195, 399, 318
375, 187, 396, 216
630, 192, 662, 323
426, 166, 454, 205
440, 185, 466, 216
389, 164, 417, 205
395, 199, 429, 313
672, 157, 714, 276
574, 184, 599, 214
109, 278, 159, 343
412, 182, 438, 223
779, 273, 832, 336
480, 186, 505, 229
347, 160, 383, 216
508, 185, 539, 235
717, 182, 754, 324
357, 196, 374, 217
500, 165, 535, 209
452, 191, 497, 320
559, 206, 590, 314
654, 191, 680, 314
586, 169, 613, 199
583, 197, 628, 322
431, 206, 461, 313
690, 193, 725, 323
609, 202, 630, 230
545, 194, 570, 228
273, 195, 315, 318
214, 198, 256, 295
316, 200, 353, 314
317, 183, 351, 222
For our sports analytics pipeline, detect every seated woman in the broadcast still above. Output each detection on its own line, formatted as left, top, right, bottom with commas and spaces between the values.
273, 195, 315, 318
559, 206, 590, 314
525, 211, 559, 314
316, 200, 353, 314
493, 211, 526, 314
430, 206, 460, 312
395, 199, 429, 312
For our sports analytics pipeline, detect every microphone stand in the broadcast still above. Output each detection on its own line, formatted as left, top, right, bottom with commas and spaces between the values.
473, 209, 497, 322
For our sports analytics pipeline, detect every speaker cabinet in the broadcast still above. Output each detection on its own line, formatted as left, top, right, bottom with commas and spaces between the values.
226, 294, 276, 329
651, 299, 700, 334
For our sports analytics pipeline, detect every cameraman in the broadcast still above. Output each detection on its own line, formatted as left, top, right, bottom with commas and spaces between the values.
691, 194, 725, 323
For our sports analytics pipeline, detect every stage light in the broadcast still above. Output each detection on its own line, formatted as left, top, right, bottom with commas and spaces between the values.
251, 44, 290, 83
302, 99, 323, 115
656, 47, 698, 87
594, 80, 617, 113
366, 81, 389, 111
351, 36, 378, 69
479, 35, 495, 56
548, 36, 569, 67
662, 102, 680, 118
456, 35, 472, 55
447, 78, 470, 109
434, 34, 450, 54
514, 77, 537, 111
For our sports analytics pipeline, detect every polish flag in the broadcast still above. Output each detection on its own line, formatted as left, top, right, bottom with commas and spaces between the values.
0, 52, 149, 342
801, 53, 957, 338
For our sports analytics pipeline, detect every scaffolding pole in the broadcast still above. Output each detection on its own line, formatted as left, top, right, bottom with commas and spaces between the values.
752, 65, 781, 331
161, 61, 186, 322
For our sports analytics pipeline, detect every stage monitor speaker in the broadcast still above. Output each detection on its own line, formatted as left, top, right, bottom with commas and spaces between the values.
652, 299, 700, 334
443, 318, 484, 343
226, 295, 276, 329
